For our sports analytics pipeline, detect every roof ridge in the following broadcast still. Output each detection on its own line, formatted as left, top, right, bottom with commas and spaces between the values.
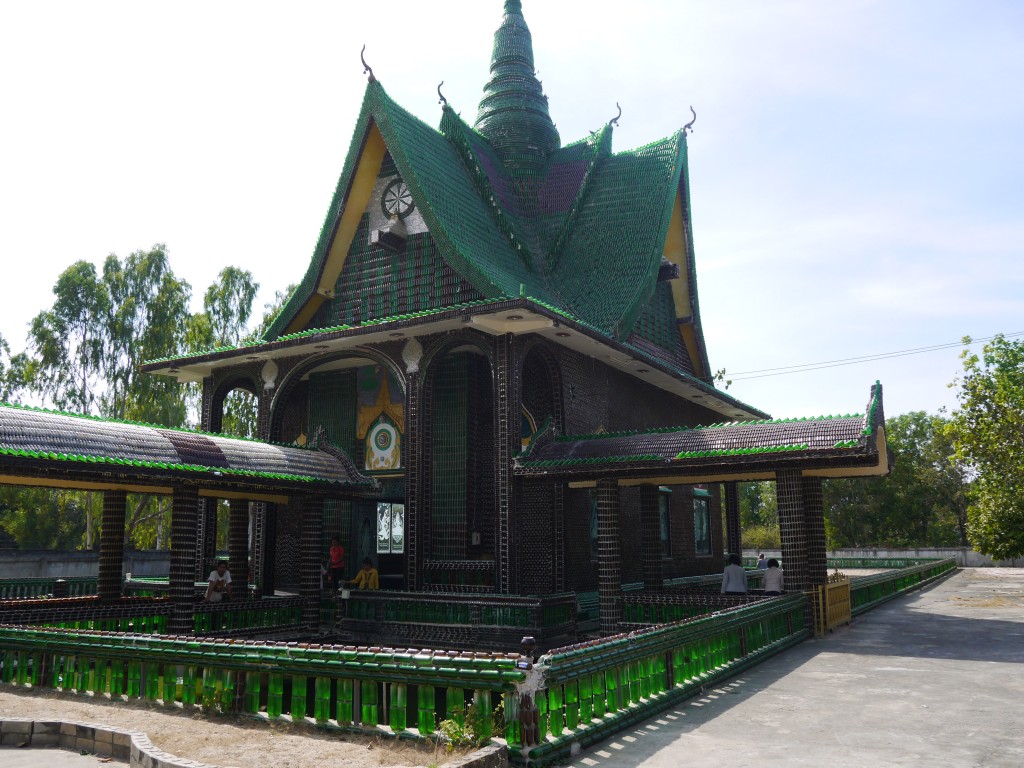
545, 123, 613, 271
552, 412, 866, 443
440, 106, 536, 270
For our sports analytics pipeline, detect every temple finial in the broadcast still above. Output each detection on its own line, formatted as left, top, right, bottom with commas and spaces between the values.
438, 81, 448, 106
683, 106, 696, 135
361, 45, 376, 83
610, 102, 622, 127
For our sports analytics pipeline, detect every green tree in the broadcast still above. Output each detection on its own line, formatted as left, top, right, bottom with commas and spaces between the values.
824, 411, 969, 549
0, 333, 29, 402
949, 334, 1024, 559
16, 249, 261, 549
0, 487, 88, 550
738, 481, 780, 549
27, 261, 109, 413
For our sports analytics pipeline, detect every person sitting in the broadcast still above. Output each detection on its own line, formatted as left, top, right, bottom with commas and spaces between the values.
347, 557, 379, 590
205, 560, 232, 602
721, 553, 748, 595
763, 558, 784, 595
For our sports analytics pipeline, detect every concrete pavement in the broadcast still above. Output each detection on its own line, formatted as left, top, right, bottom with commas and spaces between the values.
563, 567, 1024, 768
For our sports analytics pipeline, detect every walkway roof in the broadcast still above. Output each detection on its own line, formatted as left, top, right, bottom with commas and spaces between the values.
516, 383, 890, 485
0, 403, 377, 502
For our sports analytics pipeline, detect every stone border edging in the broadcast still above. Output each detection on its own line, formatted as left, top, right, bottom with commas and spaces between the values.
1, 718, 508, 768
0, 718, 215, 768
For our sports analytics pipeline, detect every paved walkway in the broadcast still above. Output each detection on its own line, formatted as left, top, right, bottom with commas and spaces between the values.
565, 568, 1024, 768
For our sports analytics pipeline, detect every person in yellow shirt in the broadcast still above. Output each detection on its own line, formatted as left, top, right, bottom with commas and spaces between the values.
348, 557, 379, 590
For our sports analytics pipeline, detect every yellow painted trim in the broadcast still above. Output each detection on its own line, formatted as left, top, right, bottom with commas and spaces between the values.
0, 475, 173, 495
663, 192, 705, 379
0, 475, 293, 502
283, 124, 389, 335
665, 193, 690, 316
198, 489, 289, 504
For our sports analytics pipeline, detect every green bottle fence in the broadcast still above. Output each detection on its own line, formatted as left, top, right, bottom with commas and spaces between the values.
0, 597, 304, 637
0, 578, 98, 600
514, 595, 807, 764
849, 558, 957, 614
0, 627, 524, 738
0, 560, 959, 765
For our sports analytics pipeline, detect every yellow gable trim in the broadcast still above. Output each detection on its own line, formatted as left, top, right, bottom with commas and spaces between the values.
284, 124, 389, 335
663, 192, 705, 378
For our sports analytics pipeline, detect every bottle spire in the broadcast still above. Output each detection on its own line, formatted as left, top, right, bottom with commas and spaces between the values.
475, 1, 560, 175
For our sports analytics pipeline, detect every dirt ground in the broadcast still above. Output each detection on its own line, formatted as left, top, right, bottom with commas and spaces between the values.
0, 686, 468, 768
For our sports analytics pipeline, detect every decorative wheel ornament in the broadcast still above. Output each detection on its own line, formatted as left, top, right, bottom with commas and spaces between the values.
381, 178, 415, 219
366, 416, 401, 470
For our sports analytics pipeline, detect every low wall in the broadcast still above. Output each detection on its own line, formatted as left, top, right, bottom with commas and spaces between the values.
744, 547, 1019, 568
0, 550, 170, 579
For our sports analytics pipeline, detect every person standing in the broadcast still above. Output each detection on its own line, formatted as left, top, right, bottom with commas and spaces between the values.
763, 558, 785, 595
721, 553, 748, 595
756, 553, 768, 570
327, 535, 346, 589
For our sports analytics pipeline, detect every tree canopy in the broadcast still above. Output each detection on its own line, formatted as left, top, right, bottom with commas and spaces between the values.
824, 411, 968, 549
1, 247, 260, 550
949, 334, 1024, 559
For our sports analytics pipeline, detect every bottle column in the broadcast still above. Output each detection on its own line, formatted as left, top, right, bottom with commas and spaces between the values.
300, 495, 324, 628
597, 478, 622, 636
228, 498, 250, 596
98, 490, 127, 603
169, 485, 200, 634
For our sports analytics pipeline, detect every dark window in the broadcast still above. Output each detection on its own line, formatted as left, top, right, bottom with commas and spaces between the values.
693, 497, 711, 556
658, 491, 672, 557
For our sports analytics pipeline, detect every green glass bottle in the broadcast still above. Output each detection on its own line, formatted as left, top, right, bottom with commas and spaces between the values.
336, 678, 354, 725
181, 666, 196, 706
267, 672, 284, 718
592, 672, 606, 719
313, 677, 331, 723
417, 684, 435, 736
244, 671, 261, 714
605, 667, 619, 713
548, 684, 564, 737
389, 683, 407, 731
291, 675, 307, 720
127, 661, 141, 698
579, 674, 593, 723
446, 687, 464, 726
474, 690, 492, 741
360, 679, 378, 726
564, 680, 579, 730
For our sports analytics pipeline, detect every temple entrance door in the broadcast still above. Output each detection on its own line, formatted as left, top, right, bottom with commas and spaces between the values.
351, 500, 405, 590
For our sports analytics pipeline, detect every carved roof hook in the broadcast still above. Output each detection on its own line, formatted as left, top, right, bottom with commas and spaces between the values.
610, 102, 622, 127
437, 81, 448, 106
684, 105, 697, 136
361, 45, 376, 83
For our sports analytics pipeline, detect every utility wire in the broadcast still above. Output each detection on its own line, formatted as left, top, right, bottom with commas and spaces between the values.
727, 331, 1024, 381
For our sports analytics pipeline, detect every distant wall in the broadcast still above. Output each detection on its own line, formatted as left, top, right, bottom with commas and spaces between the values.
745, 547, 1020, 568
0, 550, 170, 579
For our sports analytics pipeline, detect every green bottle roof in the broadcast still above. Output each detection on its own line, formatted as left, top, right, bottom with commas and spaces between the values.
474, 0, 560, 176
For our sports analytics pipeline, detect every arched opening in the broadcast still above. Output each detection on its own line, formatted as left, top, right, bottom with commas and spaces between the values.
422, 342, 495, 590
267, 353, 408, 591
209, 377, 259, 438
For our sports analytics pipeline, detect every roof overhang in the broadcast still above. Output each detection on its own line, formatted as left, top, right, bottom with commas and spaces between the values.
141, 299, 766, 421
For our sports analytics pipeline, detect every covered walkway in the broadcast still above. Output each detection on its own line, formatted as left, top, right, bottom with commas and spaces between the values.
563, 568, 1024, 768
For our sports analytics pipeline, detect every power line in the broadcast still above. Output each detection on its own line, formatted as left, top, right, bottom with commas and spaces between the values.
727, 331, 1024, 381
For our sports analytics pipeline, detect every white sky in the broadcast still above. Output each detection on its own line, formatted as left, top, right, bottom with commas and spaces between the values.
1, 0, 1021, 421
